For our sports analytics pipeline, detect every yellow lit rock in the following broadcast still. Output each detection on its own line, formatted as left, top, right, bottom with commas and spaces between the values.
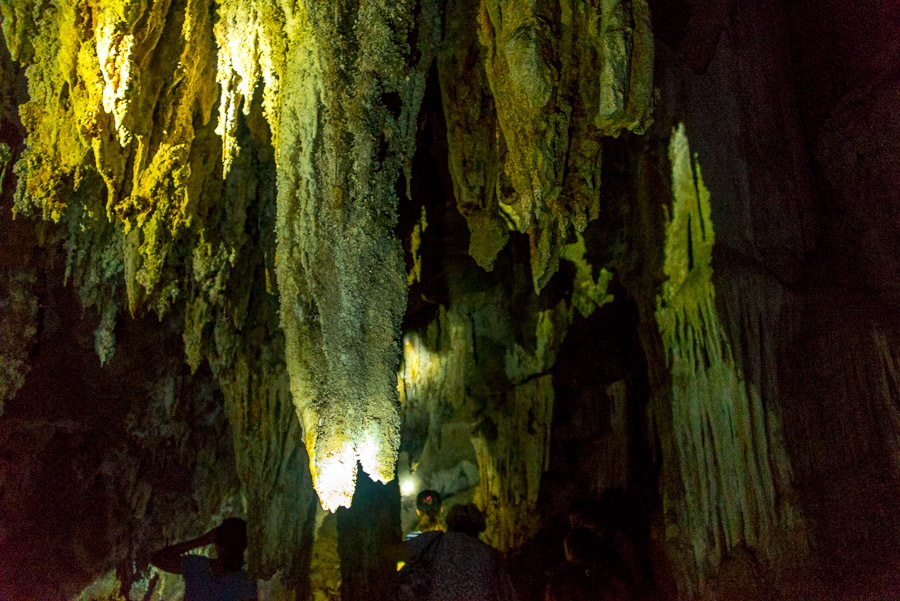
1, 0, 653, 519
472, 0, 654, 289
655, 124, 795, 584
273, 0, 441, 510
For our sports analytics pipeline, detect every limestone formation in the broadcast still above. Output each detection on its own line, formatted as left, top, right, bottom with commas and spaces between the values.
0, 270, 37, 411
473, 0, 654, 289
652, 125, 796, 593
271, 0, 440, 510
5, 1, 898, 600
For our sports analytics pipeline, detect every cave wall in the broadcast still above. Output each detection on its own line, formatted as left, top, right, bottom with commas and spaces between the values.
0, 158, 239, 600
0, 2, 320, 596
395, 0, 900, 598
621, 0, 900, 596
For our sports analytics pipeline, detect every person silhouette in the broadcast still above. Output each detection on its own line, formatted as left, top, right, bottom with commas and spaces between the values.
399, 502, 518, 601
545, 527, 632, 601
150, 517, 257, 601
405, 489, 445, 540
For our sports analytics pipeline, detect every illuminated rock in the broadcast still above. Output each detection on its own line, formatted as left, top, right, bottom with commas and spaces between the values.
474, 0, 654, 289
271, 1, 440, 510
652, 124, 797, 591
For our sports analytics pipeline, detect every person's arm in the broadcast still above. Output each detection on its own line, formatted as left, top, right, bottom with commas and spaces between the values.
150, 529, 216, 574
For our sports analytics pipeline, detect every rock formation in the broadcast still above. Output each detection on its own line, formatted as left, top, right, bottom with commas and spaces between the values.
0, 0, 898, 599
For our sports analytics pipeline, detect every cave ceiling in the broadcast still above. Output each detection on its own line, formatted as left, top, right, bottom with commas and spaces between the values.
2, 0, 900, 599
0, 0, 653, 510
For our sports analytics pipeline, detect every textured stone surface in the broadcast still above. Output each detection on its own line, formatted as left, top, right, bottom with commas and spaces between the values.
272, 0, 440, 509
395, 130, 602, 551
474, 0, 654, 289
0, 280, 239, 600
0, 26, 36, 414
2, 1, 900, 599
0, 0, 656, 515
399, 298, 570, 550
0, 3, 319, 593
652, 125, 795, 589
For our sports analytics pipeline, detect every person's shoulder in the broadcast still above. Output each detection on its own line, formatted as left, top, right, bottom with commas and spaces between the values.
444, 532, 500, 558
407, 529, 442, 552
465, 533, 499, 554
410, 529, 442, 543
181, 554, 210, 566
180, 554, 211, 575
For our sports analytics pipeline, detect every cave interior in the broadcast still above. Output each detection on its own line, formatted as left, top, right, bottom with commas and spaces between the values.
0, 0, 899, 599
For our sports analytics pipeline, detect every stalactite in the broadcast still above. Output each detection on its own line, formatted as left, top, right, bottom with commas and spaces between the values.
0, 2, 320, 585
654, 124, 794, 592
1, 0, 656, 518
212, 1, 285, 175
180, 72, 318, 583
2, 0, 222, 316
273, 1, 441, 509
560, 231, 614, 318
0, 35, 37, 416
473, 0, 654, 290
1, 4, 657, 595
437, 0, 508, 272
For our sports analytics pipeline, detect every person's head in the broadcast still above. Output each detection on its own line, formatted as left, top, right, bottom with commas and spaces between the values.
446, 503, 486, 539
215, 517, 248, 572
415, 489, 443, 531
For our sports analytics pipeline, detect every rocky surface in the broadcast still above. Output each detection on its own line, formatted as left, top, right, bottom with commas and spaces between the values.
1, 0, 899, 600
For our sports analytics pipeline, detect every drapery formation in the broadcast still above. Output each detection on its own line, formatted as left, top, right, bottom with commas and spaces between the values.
441, 0, 653, 289
652, 125, 796, 588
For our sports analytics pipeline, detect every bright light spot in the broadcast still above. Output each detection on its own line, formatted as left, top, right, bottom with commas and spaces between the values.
313, 445, 357, 512
96, 21, 135, 145
358, 431, 390, 485
401, 478, 416, 497
314, 431, 397, 511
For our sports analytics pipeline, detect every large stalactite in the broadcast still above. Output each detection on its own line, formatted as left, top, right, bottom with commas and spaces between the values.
272, 0, 440, 510
441, 0, 654, 289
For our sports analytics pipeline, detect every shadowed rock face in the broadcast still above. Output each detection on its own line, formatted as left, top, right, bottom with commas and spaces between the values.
1, 0, 899, 599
